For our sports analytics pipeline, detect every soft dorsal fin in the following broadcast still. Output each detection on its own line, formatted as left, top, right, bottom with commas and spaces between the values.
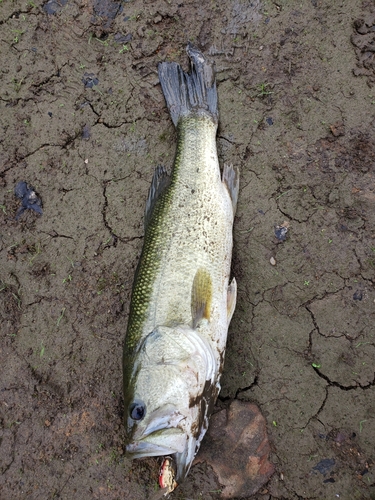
191, 268, 212, 328
222, 164, 240, 214
145, 165, 170, 228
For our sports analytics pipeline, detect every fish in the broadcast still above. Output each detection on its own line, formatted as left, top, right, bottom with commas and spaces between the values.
123, 43, 239, 485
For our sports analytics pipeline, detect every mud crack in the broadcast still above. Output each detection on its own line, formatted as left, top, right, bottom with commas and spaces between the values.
312, 366, 375, 391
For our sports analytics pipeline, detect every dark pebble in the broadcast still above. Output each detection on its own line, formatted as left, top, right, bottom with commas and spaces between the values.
114, 32, 132, 44
82, 73, 99, 88
82, 125, 91, 139
275, 226, 288, 241
14, 181, 43, 220
312, 458, 335, 475
43, 0, 68, 15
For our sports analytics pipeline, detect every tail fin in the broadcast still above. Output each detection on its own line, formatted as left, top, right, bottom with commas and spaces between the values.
158, 42, 218, 127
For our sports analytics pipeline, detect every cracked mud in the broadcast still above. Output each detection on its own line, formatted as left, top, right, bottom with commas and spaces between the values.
1, 1, 375, 499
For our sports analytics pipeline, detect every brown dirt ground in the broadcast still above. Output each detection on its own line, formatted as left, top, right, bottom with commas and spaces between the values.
1, 0, 375, 499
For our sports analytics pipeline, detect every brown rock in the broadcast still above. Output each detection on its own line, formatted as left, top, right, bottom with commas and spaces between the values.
195, 400, 274, 498
330, 121, 345, 137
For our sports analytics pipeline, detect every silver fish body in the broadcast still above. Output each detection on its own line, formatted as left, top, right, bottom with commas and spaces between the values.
123, 43, 239, 483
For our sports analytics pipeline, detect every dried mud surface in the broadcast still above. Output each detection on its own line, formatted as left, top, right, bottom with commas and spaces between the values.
1, 0, 375, 499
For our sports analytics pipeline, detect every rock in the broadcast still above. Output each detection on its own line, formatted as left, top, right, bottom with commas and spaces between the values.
330, 121, 345, 137
14, 181, 43, 220
195, 400, 274, 499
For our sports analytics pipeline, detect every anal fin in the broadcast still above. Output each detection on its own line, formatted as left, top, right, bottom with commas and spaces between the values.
227, 277, 237, 324
222, 164, 240, 214
191, 268, 212, 328
145, 165, 170, 228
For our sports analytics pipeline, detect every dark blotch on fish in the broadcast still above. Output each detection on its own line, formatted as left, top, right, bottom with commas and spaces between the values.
15, 181, 43, 220
82, 73, 99, 88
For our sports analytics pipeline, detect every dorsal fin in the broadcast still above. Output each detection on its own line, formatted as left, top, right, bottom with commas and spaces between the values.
222, 164, 240, 214
191, 268, 212, 328
227, 277, 237, 324
145, 165, 170, 229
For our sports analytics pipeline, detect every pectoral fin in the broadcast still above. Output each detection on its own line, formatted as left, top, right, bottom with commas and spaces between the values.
227, 277, 237, 324
191, 268, 212, 328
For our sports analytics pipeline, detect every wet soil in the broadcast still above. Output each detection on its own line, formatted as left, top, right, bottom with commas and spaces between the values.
1, 0, 375, 499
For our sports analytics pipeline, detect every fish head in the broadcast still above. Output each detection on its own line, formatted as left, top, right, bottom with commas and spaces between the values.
123, 324, 218, 481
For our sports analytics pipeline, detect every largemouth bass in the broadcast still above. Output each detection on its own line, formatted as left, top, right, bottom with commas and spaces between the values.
123, 43, 239, 483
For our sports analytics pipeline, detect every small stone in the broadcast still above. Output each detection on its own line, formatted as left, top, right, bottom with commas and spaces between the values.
82, 125, 91, 140
275, 226, 288, 241
270, 256, 276, 266
275, 220, 290, 241
14, 181, 43, 220
312, 458, 336, 475
82, 73, 99, 88
330, 121, 345, 137
154, 15, 162, 23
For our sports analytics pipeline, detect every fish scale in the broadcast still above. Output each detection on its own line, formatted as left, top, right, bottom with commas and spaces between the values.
125, 115, 232, 350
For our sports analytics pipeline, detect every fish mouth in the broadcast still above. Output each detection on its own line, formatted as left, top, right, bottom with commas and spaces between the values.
127, 432, 200, 483
127, 431, 187, 459
126, 427, 187, 459
126, 440, 180, 458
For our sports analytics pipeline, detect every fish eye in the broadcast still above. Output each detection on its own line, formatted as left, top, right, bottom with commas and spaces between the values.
129, 401, 146, 421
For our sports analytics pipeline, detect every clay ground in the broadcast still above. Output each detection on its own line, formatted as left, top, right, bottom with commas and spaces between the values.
1, 0, 375, 499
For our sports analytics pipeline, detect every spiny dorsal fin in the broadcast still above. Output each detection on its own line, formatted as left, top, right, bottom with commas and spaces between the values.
222, 164, 240, 214
145, 165, 170, 229
191, 268, 212, 328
